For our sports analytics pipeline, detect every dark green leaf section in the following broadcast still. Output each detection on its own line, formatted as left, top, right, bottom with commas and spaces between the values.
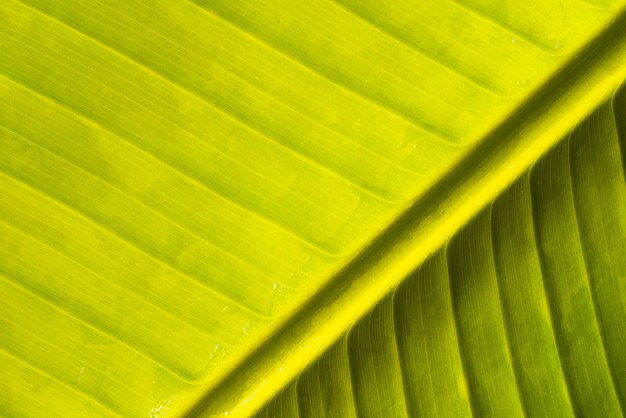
297, 340, 357, 418
615, 85, 626, 179
491, 176, 573, 417
395, 252, 472, 418
253, 91, 626, 418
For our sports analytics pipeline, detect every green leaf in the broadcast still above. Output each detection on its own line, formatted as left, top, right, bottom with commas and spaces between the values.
0, 0, 625, 416
251, 94, 626, 418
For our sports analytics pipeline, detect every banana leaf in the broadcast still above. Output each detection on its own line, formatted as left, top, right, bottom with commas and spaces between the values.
0, 0, 625, 417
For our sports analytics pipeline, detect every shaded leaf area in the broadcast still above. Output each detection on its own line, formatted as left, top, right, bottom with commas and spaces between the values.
0, 0, 624, 416
254, 93, 626, 418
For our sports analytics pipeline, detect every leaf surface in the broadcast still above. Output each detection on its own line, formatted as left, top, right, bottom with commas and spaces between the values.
0, 0, 625, 416
252, 93, 626, 418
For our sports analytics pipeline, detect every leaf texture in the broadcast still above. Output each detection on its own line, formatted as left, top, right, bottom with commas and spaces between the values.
252, 92, 626, 418
0, 0, 625, 416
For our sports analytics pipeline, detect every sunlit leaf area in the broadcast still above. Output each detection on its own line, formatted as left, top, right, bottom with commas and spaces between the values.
0, 0, 625, 416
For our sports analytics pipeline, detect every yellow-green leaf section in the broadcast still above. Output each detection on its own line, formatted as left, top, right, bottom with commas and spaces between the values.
0, 0, 625, 417
250, 92, 626, 417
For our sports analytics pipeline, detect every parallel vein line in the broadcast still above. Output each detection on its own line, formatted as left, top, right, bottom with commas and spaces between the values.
0, 267, 200, 384
385, 297, 411, 417
329, 0, 506, 97
184, 0, 466, 145
0, 168, 268, 320
410, 271, 440, 417
445, 246, 480, 418
11, 0, 411, 204
487, 207, 529, 417
0, 213, 238, 346
0, 346, 122, 417
0, 382, 61, 417
0, 72, 341, 258
0, 314, 151, 403
517, 175, 578, 416
446, 0, 570, 55
527, 139, 582, 416
0, 29, 384, 220
2, 93, 313, 275
209, 0, 485, 121
0, 121, 288, 290
104, 0, 432, 178
612, 88, 626, 178
0, 243, 233, 363
0, 272, 190, 385
565, 135, 625, 414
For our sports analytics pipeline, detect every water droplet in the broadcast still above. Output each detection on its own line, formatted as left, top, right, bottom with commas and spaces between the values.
511, 37, 516, 43
210, 343, 221, 360
149, 397, 174, 418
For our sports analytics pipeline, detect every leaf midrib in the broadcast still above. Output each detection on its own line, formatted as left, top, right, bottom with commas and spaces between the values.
183, 8, 626, 416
